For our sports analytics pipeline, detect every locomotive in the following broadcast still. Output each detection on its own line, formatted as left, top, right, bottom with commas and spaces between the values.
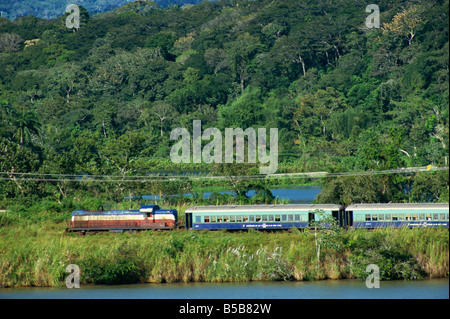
66, 205, 177, 233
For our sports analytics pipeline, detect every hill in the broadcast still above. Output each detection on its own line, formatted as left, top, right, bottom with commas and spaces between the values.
0, 0, 448, 208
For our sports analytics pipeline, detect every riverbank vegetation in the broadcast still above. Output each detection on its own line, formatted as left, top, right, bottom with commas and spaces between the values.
0, 217, 448, 287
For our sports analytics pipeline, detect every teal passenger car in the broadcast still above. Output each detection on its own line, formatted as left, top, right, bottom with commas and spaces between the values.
185, 204, 344, 230
347, 203, 449, 228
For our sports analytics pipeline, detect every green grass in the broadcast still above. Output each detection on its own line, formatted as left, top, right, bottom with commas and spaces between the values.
0, 219, 448, 287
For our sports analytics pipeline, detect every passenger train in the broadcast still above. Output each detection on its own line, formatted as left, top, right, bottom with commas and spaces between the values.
185, 203, 449, 230
66, 203, 448, 233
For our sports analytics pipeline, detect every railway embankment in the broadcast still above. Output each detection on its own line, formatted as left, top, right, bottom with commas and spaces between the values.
0, 221, 448, 287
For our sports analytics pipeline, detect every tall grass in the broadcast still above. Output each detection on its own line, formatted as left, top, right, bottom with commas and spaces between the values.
0, 222, 448, 287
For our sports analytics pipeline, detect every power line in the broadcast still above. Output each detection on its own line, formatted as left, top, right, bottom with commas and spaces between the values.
0, 166, 447, 183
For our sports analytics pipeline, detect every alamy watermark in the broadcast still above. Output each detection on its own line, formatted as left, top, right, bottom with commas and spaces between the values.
365, 264, 380, 288
65, 264, 80, 288
366, 4, 380, 29
170, 120, 278, 175
65, 4, 80, 30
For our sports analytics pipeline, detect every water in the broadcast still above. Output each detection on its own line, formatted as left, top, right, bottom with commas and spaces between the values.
1, 279, 448, 299
139, 186, 322, 204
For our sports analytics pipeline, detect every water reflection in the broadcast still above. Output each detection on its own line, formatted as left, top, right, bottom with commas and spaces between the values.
1, 279, 448, 299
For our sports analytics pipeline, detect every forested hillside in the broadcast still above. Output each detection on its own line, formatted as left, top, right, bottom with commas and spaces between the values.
0, 0, 448, 208
0, 0, 205, 20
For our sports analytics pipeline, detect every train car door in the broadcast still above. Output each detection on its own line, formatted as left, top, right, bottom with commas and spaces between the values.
308, 212, 315, 224
185, 213, 192, 229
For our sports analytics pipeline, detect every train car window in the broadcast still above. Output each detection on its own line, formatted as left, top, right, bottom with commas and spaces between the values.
195, 216, 201, 223
249, 215, 255, 222
243, 216, 248, 222
426, 214, 431, 220
412, 214, 418, 221
399, 214, 404, 220
282, 215, 287, 222
288, 215, 293, 221
236, 216, 242, 222
230, 216, 236, 222
224, 216, 229, 222
365, 214, 371, 221
217, 216, 223, 222
379, 214, 384, 221
371, 214, 377, 221
295, 215, 300, 221
261, 215, 267, 222
419, 214, 425, 220
269, 215, 274, 222
405, 214, 411, 221
275, 215, 281, 221
446, 213, 449, 220
392, 215, 398, 221
433, 213, 439, 220
211, 216, 216, 223
385, 214, 391, 221
204, 216, 210, 223
256, 216, 261, 222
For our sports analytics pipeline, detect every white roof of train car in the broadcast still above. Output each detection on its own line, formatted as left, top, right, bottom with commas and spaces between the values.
346, 203, 449, 211
185, 204, 343, 213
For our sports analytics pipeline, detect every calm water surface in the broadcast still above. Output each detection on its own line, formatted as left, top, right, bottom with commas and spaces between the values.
1, 279, 448, 299
140, 186, 322, 204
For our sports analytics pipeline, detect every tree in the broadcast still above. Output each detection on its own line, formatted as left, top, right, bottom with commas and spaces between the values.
0, 33, 23, 52
294, 87, 347, 139
13, 108, 41, 145
382, 6, 424, 46
226, 32, 264, 94
308, 209, 343, 268
150, 101, 176, 137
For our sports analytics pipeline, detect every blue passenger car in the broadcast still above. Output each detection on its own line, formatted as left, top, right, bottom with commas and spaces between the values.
184, 204, 344, 230
346, 203, 449, 228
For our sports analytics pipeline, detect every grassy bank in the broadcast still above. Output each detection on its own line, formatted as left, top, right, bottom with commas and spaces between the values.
0, 220, 448, 287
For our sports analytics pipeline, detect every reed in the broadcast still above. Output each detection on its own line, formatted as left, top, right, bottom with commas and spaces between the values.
0, 222, 448, 287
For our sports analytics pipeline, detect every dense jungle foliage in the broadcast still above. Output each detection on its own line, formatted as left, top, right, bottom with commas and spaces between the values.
0, 0, 448, 210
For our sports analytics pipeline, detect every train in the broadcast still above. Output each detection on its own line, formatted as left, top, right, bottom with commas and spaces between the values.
184, 203, 449, 230
66, 203, 449, 233
66, 205, 178, 233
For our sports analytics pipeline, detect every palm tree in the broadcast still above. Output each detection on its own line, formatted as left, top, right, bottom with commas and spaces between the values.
14, 109, 41, 145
